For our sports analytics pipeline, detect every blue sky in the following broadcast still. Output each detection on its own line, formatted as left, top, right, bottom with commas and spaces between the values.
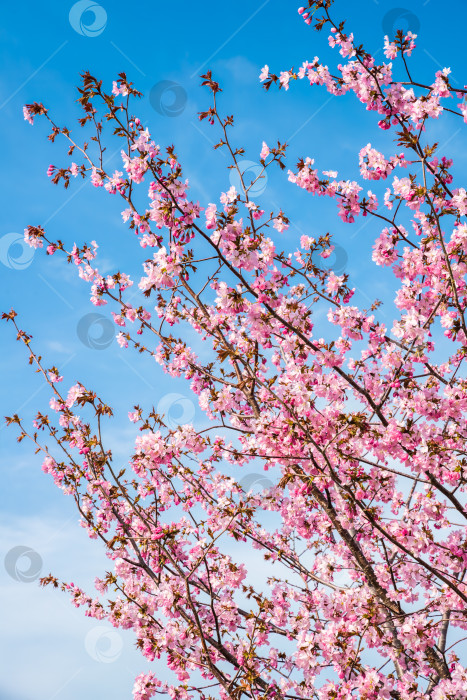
1, 0, 467, 697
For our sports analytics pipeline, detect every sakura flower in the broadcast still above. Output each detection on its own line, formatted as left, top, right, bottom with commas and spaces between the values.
279, 71, 290, 90
116, 332, 129, 348
259, 64, 269, 82
205, 203, 217, 230
260, 141, 270, 160
23, 105, 34, 124
273, 217, 289, 232
220, 186, 238, 206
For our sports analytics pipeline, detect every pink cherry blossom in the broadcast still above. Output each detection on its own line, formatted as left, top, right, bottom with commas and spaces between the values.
23, 105, 34, 124
260, 141, 270, 160
259, 64, 269, 81
9, 10, 467, 700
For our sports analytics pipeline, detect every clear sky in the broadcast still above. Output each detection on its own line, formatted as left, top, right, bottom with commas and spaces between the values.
1, 0, 466, 698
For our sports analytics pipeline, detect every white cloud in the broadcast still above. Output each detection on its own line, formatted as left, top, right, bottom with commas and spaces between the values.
0, 514, 154, 699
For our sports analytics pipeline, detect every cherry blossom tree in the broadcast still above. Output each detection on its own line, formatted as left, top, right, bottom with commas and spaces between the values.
5, 0, 467, 698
